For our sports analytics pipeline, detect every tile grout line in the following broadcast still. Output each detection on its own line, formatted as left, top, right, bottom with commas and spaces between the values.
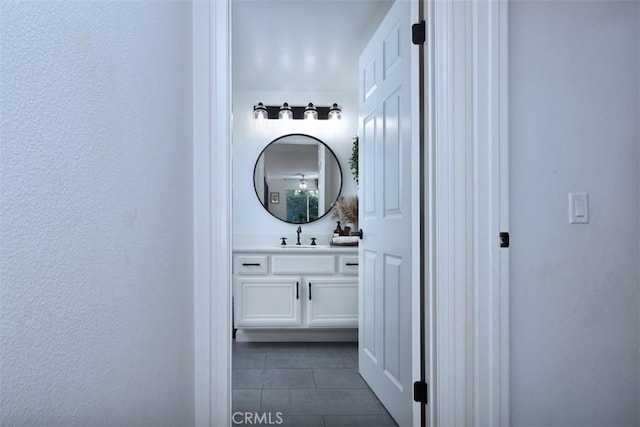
311, 367, 318, 389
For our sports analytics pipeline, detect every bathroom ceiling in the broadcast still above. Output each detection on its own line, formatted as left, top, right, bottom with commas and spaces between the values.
232, 0, 395, 93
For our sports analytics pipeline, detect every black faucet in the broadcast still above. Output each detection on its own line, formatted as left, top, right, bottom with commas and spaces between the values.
296, 226, 302, 245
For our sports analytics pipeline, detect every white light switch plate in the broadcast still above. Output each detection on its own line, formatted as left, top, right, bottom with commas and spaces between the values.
568, 192, 589, 224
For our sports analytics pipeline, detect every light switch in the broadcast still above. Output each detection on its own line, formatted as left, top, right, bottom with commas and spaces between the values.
568, 192, 589, 224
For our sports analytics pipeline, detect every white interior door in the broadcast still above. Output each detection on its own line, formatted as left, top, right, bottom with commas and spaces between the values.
358, 1, 414, 426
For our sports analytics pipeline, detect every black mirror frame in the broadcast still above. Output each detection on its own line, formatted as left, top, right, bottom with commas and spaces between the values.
253, 133, 343, 225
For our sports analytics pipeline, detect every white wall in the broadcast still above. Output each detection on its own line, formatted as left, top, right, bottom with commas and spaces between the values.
510, 1, 639, 425
232, 90, 359, 247
0, 2, 194, 425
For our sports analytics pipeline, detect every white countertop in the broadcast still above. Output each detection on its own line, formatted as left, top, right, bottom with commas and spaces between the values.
233, 245, 358, 253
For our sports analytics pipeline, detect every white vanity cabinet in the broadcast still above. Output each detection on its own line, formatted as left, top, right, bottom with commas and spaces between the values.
233, 248, 358, 331
234, 276, 302, 327
305, 277, 358, 327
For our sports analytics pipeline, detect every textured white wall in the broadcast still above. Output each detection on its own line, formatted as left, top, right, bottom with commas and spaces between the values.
510, 1, 640, 425
0, 1, 194, 425
232, 90, 359, 247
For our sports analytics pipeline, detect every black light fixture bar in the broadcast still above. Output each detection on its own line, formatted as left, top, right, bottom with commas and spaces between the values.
260, 105, 334, 120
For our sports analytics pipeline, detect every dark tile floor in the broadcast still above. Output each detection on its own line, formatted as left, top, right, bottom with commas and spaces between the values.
232, 342, 398, 427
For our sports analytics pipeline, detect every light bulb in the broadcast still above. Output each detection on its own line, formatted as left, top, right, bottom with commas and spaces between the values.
279, 102, 293, 120
254, 102, 268, 120
304, 103, 318, 120
328, 103, 342, 120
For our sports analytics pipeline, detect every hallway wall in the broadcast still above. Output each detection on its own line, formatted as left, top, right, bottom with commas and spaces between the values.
510, 1, 640, 425
0, 2, 194, 425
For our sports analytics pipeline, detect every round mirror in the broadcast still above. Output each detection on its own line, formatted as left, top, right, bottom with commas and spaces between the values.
253, 134, 343, 224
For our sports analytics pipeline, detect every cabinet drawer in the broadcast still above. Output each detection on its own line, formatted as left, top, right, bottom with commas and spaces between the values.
271, 255, 335, 275
339, 256, 359, 275
236, 255, 268, 275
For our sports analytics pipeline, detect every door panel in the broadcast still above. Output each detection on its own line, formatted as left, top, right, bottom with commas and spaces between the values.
383, 90, 402, 215
362, 249, 378, 359
383, 254, 402, 386
234, 277, 302, 327
358, 1, 413, 426
362, 113, 377, 217
306, 278, 358, 328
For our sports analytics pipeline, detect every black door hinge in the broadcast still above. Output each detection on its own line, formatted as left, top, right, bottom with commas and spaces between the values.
413, 381, 428, 404
499, 232, 510, 248
412, 21, 426, 45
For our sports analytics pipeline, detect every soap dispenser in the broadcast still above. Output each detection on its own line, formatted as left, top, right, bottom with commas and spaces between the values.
333, 221, 343, 237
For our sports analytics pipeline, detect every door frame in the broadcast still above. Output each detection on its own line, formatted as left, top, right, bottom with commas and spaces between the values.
193, 1, 232, 426
193, 0, 509, 426
429, 0, 510, 425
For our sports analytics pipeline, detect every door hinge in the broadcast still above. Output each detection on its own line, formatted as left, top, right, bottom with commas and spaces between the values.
413, 381, 428, 404
499, 232, 510, 248
412, 20, 426, 45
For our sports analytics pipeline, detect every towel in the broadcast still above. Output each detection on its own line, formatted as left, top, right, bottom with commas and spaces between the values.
331, 236, 359, 245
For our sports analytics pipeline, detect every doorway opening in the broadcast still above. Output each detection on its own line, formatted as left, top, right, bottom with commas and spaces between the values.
197, 0, 511, 425
228, 1, 416, 426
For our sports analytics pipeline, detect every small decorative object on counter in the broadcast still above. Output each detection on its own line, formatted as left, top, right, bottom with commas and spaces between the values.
333, 196, 359, 235
331, 235, 359, 246
333, 221, 343, 237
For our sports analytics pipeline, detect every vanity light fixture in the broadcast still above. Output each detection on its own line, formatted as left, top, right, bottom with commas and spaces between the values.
252, 103, 342, 120
304, 103, 318, 120
253, 102, 268, 120
328, 103, 342, 120
279, 102, 293, 120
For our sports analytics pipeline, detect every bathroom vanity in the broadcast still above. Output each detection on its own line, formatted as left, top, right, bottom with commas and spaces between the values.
232, 132, 358, 341
233, 246, 358, 341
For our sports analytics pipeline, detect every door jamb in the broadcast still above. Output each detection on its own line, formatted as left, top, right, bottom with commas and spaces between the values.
429, 0, 510, 425
412, 0, 428, 425
193, 0, 509, 426
194, 1, 232, 426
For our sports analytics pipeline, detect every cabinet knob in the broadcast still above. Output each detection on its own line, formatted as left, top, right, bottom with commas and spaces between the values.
308, 282, 312, 300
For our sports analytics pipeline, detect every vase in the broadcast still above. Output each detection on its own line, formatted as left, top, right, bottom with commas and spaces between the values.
345, 222, 357, 236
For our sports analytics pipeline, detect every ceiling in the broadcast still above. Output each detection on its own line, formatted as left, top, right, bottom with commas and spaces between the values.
232, 0, 394, 93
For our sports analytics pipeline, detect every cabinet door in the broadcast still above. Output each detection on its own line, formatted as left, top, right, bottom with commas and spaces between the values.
306, 277, 358, 328
235, 277, 302, 327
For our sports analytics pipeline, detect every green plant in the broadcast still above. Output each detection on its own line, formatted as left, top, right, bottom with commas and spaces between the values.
286, 190, 318, 223
349, 136, 358, 185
